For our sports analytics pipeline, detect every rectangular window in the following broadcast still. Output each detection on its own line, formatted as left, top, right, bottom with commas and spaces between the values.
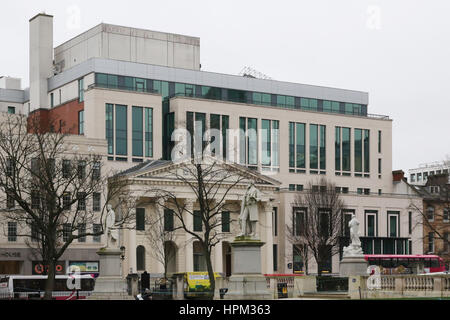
247, 118, 257, 166
145, 108, 153, 158
273, 244, 278, 272
335, 127, 341, 171
222, 212, 230, 233
222, 115, 229, 160
115, 105, 128, 156
364, 130, 370, 173
444, 209, 449, 222
319, 210, 330, 237
63, 224, 71, 242
78, 110, 84, 135
31, 223, 40, 242
106, 104, 114, 155
428, 232, 434, 253
6, 189, 15, 209
355, 129, 363, 173
320, 125, 326, 170
92, 161, 101, 181
31, 191, 40, 209
77, 192, 86, 211
342, 128, 351, 172
93, 224, 102, 243
262, 120, 271, 166
272, 208, 278, 237
389, 215, 398, 237
77, 161, 86, 180
378, 159, 382, 175
63, 193, 71, 211
210, 114, 229, 159
310, 124, 318, 170
136, 208, 145, 231
294, 209, 306, 236
296, 123, 306, 169
8, 222, 17, 242
78, 79, 84, 102
378, 131, 382, 153
367, 214, 376, 237
239, 117, 258, 167
93, 193, 101, 212
194, 211, 202, 232
261, 120, 279, 170
8, 106, 15, 114
164, 209, 174, 232
408, 211, 412, 234
78, 224, 86, 243
366, 211, 377, 237
62, 160, 71, 178
343, 211, 353, 237
50, 93, 54, 108
132, 106, 143, 157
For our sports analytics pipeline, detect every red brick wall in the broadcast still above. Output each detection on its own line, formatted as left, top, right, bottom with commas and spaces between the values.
28, 99, 84, 134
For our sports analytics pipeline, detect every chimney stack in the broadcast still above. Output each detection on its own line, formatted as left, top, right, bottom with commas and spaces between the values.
392, 170, 405, 182
29, 13, 53, 113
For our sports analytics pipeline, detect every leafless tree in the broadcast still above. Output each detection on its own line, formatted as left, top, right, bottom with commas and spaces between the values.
151, 157, 250, 300
144, 203, 183, 280
290, 178, 345, 276
0, 114, 135, 300
285, 222, 310, 275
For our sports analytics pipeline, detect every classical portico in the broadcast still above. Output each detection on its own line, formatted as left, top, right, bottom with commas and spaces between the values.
116, 159, 280, 278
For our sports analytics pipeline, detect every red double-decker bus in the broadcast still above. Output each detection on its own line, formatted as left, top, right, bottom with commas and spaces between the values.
365, 254, 447, 275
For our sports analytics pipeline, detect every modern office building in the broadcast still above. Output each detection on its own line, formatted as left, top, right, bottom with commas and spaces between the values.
0, 13, 423, 277
408, 161, 450, 186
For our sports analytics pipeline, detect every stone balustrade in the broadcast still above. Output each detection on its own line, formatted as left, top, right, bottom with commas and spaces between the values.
349, 274, 450, 299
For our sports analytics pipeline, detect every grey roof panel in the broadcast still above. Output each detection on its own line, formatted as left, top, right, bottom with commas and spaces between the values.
48, 57, 369, 104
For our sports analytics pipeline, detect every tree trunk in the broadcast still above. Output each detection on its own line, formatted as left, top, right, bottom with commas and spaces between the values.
43, 259, 56, 300
204, 247, 215, 300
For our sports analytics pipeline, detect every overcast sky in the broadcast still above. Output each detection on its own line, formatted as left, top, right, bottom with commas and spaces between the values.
1, 0, 449, 173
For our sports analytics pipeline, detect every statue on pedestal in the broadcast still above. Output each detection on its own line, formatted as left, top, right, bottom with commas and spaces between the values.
238, 183, 261, 239
343, 214, 364, 257
105, 204, 119, 249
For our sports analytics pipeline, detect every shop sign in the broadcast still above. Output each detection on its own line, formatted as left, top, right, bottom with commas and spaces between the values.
32, 261, 66, 275
0, 251, 21, 258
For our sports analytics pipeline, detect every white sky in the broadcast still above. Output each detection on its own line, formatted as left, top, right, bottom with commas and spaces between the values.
1, 0, 449, 173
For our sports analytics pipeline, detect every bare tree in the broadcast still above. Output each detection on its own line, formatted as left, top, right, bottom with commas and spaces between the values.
0, 114, 135, 300
144, 202, 182, 280
291, 178, 345, 276
286, 221, 310, 275
151, 158, 250, 300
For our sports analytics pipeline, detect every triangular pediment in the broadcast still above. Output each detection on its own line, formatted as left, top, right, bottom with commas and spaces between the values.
119, 157, 281, 190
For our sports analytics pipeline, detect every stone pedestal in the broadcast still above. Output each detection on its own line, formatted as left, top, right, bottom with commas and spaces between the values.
88, 248, 133, 300
339, 255, 369, 277
224, 238, 271, 300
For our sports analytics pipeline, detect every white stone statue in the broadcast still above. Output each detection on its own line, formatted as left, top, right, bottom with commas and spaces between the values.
343, 214, 364, 257
238, 183, 261, 239
105, 204, 119, 248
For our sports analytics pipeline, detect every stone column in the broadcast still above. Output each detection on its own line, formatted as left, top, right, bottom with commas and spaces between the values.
128, 216, 137, 274
215, 241, 224, 275
155, 204, 166, 275
262, 202, 274, 275
184, 199, 195, 272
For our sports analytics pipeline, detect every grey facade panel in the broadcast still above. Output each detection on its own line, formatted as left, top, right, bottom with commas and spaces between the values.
0, 88, 26, 103
48, 57, 369, 105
